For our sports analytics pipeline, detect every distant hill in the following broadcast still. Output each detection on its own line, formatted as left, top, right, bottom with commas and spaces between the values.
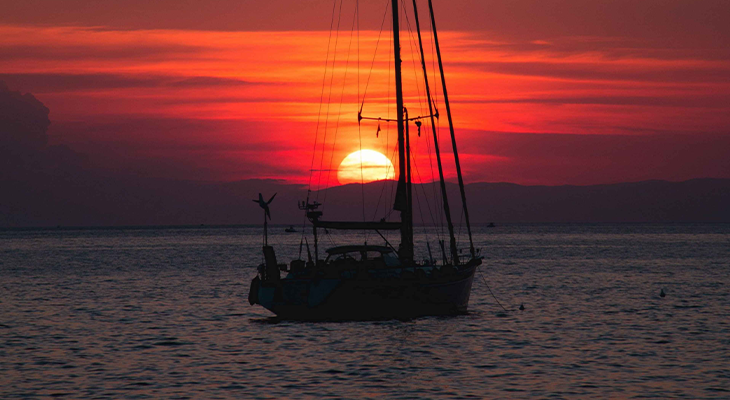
1, 176, 728, 227
460, 179, 730, 223
315, 178, 730, 224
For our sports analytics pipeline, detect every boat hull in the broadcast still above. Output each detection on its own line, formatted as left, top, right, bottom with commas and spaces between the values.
252, 260, 479, 321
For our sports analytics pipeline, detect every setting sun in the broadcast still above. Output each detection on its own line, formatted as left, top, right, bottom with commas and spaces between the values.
337, 150, 395, 185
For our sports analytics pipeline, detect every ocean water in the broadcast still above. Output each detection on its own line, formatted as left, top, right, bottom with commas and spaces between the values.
1, 224, 728, 399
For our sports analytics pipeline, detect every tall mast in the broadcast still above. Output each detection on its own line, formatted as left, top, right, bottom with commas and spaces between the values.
428, 0, 475, 259
392, 0, 413, 262
412, 0, 458, 265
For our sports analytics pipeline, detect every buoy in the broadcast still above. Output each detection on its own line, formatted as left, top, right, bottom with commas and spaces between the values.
660, 289, 666, 298
519, 303, 525, 311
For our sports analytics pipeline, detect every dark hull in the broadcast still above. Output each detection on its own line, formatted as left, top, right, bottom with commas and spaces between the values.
253, 260, 479, 321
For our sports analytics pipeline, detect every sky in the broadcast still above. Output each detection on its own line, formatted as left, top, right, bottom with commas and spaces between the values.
2, 0, 729, 187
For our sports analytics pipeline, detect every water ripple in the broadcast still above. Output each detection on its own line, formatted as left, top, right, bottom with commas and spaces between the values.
1, 224, 729, 398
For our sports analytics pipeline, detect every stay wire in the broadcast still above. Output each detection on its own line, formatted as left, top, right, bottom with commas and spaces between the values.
402, 0, 434, 248
307, 0, 339, 195
302, 0, 339, 250
371, 140, 399, 223
359, 0, 390, 113
411, 140, 439, 235
356, 0, 368, 242
322, 1, 359, 210
401, 0, 426, 118
409, 4, 438, 233
426, 3, 443, 238
423, 119, 441, 244
316, 0, 345, 202
410, 146, 434, 249
477, 266, 510, 313
385, 15, 393, 224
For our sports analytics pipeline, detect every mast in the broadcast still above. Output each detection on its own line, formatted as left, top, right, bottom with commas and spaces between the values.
412, 0, 458, 264
405, 107, 413, 232
392, 0, 413, 262
428, 0, 475, 259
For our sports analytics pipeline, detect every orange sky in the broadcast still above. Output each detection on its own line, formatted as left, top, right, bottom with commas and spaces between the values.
1, 0, 729, 186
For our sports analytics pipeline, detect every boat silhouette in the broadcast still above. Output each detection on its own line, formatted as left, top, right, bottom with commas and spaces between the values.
249, 0, 481, 321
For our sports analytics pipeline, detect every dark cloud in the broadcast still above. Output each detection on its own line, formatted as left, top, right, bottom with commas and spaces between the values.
167, 76, 258, 87
453, 94, 730, 109
0, 84, 307, 226
0, 81, 50, 152
0, 43, 206, 62
1, 83, 727, 226
0, 82, 87, 178
455, 61, 730, 84
462, 35, 730, 62
459, 130, 730, 185
158, 96, 306, 105
48, 116, 309, 181
0, 73, 259, 93
2, 0, 728, 51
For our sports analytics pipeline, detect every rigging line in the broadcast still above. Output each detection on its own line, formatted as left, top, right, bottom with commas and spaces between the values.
424, 119, 440, 238
356, 0, 368, 242
385, 141, 399, 220
401, 0, 427, 117
426, 2, 439, 115
409, 1, 438, 235
385, 15, 393, 222
316, 0, 345, 202
307, 0, 339, 195
422, 127, 442, 244
456, 202, 464, 252
412, 170, 429, 248
322, 2, 359, 210
413, 175, 441, 252
371, 140, 399, 231
401, 0, 431, 243
302, 0, 339, 249
411, 138, 439, 234
433, 113, 443, 238
429, 34, 442, 240
413, 0, 449, 249
325, 229, 337, 247
477, 266, 510, 313
410, 139, 436, 247
370, 139, 399, 224
359, 0, 390, 113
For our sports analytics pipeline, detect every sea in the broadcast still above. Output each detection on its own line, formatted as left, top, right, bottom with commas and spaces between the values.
1, 224, 728, 399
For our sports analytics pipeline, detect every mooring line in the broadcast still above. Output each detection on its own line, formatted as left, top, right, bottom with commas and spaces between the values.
477, 266, 510, 313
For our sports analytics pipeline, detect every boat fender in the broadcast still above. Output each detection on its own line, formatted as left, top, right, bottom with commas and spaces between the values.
248, 276, 260, 305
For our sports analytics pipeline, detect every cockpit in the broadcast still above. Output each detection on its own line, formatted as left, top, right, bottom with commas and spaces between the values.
324, 245, 401, 267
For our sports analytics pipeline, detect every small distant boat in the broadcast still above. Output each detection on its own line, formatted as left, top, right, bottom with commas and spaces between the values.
487, 222, 496, 228
284, 226, 297, 233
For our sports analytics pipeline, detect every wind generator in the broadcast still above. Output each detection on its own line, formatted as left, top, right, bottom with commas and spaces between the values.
253, 193, 276, 246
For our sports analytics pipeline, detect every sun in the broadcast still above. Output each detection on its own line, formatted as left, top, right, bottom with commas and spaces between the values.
337, 149, 395, 185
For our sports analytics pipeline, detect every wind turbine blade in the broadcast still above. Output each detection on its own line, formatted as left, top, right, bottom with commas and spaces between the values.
267, 193, 277, 205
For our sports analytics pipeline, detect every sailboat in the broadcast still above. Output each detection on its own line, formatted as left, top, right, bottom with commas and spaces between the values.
248, 0, 482, 321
